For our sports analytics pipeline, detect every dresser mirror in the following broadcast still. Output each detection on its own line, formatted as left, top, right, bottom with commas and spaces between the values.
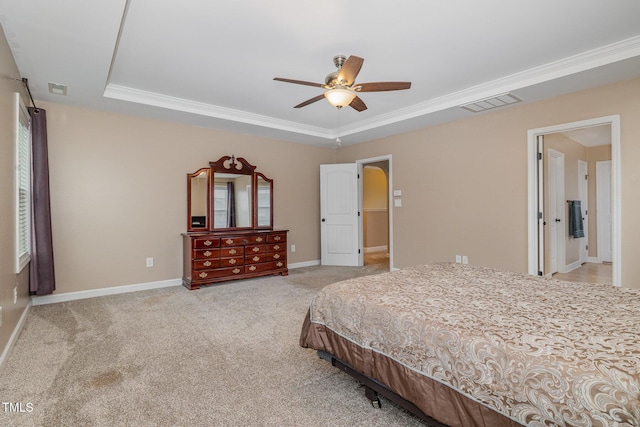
186, 156, 273, 232
187, 168, 210, 230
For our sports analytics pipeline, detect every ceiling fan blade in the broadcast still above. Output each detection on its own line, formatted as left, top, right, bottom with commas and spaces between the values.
338, 56, 364, 86
294, 94, 325, 108
273, 77, 324, 88
349, 96, 367, 112
355, 82, 412, 92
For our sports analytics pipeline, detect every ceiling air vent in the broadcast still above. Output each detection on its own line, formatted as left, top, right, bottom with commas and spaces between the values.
460, 93, 522, 113
48, 82, 67, 96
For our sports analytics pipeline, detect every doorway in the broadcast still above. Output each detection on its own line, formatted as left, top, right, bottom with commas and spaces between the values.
361, 162, 390, 270
528, 116, 620, 286
320, 155, 393, 270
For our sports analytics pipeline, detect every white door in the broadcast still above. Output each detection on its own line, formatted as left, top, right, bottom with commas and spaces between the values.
578, 160, 588, 263
596, 161, 613, 263
537, 136, 544, 275
320, 164, 359, 266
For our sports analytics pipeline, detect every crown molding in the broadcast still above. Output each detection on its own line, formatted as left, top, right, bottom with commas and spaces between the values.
103, 83, 332, 139
105, 35, 640, 141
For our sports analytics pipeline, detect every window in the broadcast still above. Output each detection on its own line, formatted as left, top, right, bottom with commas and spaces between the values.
15, 93, 31, 273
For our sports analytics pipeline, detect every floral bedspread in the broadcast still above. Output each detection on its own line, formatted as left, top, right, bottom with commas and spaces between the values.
308, 262, 640, 426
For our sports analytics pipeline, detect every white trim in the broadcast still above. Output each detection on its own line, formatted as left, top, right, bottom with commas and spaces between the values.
564, 259, 583, 273
528, 115, 621, 286
105, 36, 640, 141
288, 260, 320, 269
0, 301, 31, 370
364, 246, 388, 253
31, 278, 182, 306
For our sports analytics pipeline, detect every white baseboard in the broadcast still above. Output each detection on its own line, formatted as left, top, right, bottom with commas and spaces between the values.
31, 278, 182, 306
31, 260, 327, 306
288, 260, 320, 269
562, 260, 583, 273
588, 256, 601, 263
364, 246, 388, 253
0, 301, 32, 370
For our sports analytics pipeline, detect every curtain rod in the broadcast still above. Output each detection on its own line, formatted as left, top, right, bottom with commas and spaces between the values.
20, 77, 39, 112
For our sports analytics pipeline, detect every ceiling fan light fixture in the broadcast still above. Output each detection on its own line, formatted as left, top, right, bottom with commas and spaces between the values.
324, 88, 356, 108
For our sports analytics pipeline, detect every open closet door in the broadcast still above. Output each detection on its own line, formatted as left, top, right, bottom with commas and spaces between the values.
320, 164, 360, 266
537, 135, 545, 276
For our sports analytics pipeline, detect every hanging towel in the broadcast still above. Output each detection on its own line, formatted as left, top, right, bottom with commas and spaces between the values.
568, 200, 585, 238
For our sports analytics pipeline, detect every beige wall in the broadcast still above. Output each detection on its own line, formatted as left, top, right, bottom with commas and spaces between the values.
337, 76, 640, 287
42, 101, 335, 293
0, 26, 31, 361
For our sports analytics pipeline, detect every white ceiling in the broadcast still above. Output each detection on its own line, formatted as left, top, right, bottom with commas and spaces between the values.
2, 0, 640, 147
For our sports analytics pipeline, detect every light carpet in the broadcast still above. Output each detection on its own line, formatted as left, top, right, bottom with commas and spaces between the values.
0, 264, 431, 426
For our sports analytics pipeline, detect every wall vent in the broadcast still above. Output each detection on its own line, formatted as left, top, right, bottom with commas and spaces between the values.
48, 82, 67, 96
460, 93, 522, 113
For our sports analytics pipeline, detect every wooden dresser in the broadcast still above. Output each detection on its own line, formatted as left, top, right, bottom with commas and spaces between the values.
182, 229, 288, 290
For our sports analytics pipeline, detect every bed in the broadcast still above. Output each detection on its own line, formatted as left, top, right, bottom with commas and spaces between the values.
299, 262, 640, 427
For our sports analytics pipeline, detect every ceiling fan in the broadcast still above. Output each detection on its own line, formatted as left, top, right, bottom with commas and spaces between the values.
273, 55, 411, 112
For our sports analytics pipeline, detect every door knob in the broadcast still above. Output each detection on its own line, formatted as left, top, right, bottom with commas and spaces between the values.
555, 218, 561, 222
321, 218, 326, 222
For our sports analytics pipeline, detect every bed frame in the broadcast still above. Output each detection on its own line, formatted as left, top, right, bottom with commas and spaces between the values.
317, 350, 448, 427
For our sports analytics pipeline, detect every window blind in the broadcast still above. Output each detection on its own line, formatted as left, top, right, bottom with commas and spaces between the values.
15, 93, 31, 273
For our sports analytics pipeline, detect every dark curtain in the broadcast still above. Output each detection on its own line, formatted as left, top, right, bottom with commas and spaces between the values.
226, 181, 236, 228
28, 107, 56, 295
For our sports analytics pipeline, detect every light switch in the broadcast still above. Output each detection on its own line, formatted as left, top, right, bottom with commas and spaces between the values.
394, 199, 402, 207
393, 189, 402, 197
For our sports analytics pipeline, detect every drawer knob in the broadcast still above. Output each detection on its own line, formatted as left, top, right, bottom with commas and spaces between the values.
249, 265, 256, 271
274, 236, 281, 241
204, 261, 212, 267
252, 247, 260, 252
273, 254, 280, 259
273, 245, 280, 250
256, 237, 263, 242
199, 272, 208, 278
229, 249, 236, 255
204, 251, 212, 257
226, 239, 234, 245
253, 256, 260, 262
204, 240, 213, 246
276, 262, 283, 268
229, 258, 236, 264
232, 268, 240, 274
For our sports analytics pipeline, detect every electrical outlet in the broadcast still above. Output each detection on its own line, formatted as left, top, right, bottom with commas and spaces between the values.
462, 256, 469, 264
455, 255, 462, 263
13, 287, 17, 304
290, 244, 296, 253
146, 257, 154, 267
0, 306, 3, 327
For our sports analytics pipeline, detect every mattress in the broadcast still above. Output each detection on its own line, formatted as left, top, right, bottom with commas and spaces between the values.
300, 262, 640, 427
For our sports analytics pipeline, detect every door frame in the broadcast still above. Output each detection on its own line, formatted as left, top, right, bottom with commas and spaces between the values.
356, 155, 394, 270
578, 160, 589, 264
547, 148, 565, 275
596, 160, 613, 263
527, 115, 621, 286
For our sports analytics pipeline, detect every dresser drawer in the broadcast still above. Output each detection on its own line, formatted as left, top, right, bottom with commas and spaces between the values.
221, 237, 248, 246
267, 233, 286, 243
268, 242, 284, 252
220, 256, 243, 267
245, 260, 286, 274
246, 235, 268, 244
220, 247, 244, 257
194, 259, 220, 270
193, 237, 220, 249
194, 248, 220, 259
246, 244, 266, 255
194, 267, 243, 281
249, 252, 284, 263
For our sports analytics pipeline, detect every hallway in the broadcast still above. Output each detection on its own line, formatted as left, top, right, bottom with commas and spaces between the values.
552, 262, 612, 286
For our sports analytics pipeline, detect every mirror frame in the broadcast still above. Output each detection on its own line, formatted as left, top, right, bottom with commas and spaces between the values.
254, 172, 273, 229
186, 156, 275, 232
187, 168, 211, 232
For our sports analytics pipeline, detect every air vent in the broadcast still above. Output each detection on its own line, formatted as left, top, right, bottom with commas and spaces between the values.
460, 93, 522, 113
48, 82, 67, 96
